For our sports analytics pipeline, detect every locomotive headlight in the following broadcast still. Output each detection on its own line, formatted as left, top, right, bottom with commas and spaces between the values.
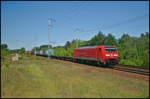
106, 54, 110, 56
114, 54, 118, 56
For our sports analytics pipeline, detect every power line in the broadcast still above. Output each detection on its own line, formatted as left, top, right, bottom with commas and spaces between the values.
91, 14, 147, 32
116, 22, 149, 38
62, 2, 88, 25
73, 14, 148, 38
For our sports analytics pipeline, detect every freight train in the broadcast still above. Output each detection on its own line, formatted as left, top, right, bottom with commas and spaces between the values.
26, 49, 54, 57
35, 49, 54, 56
27, 45, 119, 66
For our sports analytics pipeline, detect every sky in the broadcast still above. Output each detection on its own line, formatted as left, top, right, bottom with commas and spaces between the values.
1, 1, 149, 50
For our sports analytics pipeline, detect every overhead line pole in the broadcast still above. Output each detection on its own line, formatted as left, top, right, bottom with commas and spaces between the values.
48, 18, 55, 59
73, 28, 84, 48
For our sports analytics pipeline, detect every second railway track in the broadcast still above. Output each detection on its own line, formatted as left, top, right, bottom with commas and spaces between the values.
112, 65, 149, 76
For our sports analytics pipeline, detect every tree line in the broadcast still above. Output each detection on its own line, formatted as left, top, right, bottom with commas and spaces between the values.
1, 44, 25, 58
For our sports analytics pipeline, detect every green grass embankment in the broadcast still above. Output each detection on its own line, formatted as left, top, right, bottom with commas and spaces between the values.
1, 54, 149, 98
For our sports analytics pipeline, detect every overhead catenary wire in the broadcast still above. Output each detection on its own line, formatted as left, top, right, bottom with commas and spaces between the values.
73, 13, 148, 38
66, 3, 87, 21
59, 2, 88, 26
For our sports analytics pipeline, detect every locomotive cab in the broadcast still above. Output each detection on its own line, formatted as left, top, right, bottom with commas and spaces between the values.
104, 46, 119, 65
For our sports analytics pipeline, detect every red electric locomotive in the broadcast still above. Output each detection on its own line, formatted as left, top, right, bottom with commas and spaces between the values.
74, 45, 119, 65
26, 51, 34, 55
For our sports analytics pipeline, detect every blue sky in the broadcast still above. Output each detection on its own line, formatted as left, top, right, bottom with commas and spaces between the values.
1, 1, 149, 50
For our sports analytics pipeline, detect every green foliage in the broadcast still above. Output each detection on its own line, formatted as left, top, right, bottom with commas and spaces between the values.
1, 43, 26, 60
40, 45, 52, 50
117, 33, 149, 67
64, 41, 71, 49
18, 47, 26, 54
104, 33, 117, 45
1, 49, 11, 56
1, 44, 10, 59
32, 47, 41, 52
88, 31, 105, 45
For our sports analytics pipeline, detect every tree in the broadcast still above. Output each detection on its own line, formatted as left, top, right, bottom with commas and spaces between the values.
88, 31, 105, 45
118, 34, 130, 44
1, 44, 8, 50
40, 45, 52, 50
64, 41, 70, 49
96, 31, 105, 44
19, 47, 26, 54
104, 33, 117, 45
32, 47, 41, 52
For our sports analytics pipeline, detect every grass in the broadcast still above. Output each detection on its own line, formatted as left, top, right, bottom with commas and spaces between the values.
1, 54, 149, 98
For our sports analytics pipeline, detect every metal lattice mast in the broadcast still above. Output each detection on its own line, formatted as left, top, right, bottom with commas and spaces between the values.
48, 18, 55, 58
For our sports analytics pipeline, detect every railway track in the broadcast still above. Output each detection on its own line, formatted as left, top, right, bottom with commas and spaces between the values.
35, 54, 149, 76
113, 65, 149, 76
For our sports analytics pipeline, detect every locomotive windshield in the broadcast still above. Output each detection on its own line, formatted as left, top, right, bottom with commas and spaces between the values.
105, 47, 117, 52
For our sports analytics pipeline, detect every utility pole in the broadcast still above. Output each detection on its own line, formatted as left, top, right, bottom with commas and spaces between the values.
48, 18, 55, 58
